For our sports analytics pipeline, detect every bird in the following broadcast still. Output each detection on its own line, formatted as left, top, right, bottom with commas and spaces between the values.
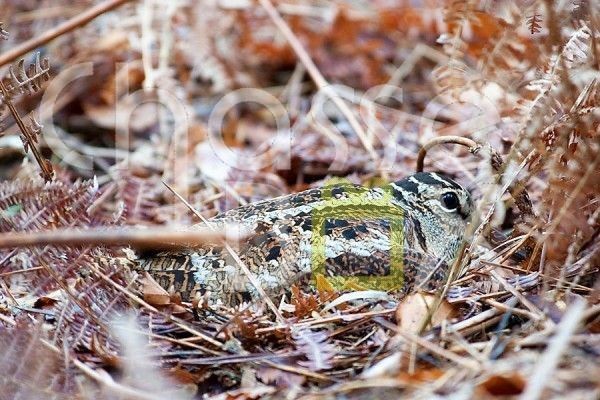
138, 172, 473, 306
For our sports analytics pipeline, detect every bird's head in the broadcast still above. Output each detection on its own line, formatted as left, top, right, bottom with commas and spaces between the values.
390, 172, 473, 261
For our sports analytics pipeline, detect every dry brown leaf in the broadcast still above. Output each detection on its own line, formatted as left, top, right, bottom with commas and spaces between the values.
141, 272, 171, 306
477, 372, 526, 396
396, 293, 456, 333
291, 285, 320, 318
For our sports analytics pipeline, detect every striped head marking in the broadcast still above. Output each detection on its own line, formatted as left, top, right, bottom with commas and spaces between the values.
389, 172, 473, 261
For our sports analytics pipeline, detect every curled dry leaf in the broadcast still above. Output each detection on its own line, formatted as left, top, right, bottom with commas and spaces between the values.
141, 272, 171, 306
477, 372, 526, 396
290, 285, 320, 318
396, 293, 457, 334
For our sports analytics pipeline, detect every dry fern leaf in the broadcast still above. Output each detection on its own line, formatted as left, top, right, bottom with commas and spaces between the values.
115, 172, 160, 223
482, 34, 534, 84
432, 59, 470, 97
0, 177, 133, 353
0, 323, 77, 398
526, 14, 542, 34
444, 0, 477, 30
292, 328, 336, 371
0, 178, 99, 232
540, 79, 600, 149
570, 77, 599, 114
516, 24, 594, 142
5, 53, 51, 97
527, 24, 592, 95
562, 24, 592, 69
0, 54, 53, 181
441, 0, 480, 62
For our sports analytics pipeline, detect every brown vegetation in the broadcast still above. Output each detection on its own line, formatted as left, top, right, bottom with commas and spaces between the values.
0, 0, 598, 399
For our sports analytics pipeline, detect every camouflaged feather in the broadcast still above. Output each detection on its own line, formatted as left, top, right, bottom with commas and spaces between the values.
138, 173, 473, 305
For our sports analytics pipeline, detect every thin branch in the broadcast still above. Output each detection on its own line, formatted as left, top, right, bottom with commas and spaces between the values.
375, 317, 481, 371
257, 0, 379, 164
416, 135, 481, 173
0, 0, 136, 68
488, 269, 545, 321
0, 226, 245, 250
39, 339, 166, 400
521, 298, 587, 400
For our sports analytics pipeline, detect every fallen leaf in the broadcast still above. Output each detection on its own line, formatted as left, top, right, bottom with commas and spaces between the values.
477, 373, 526, 396
141, 272, 171, 306
396, 293, 456, 333
33, 296, 59, 309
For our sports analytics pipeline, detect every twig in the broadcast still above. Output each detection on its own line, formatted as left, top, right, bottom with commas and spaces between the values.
0, 0, 136, 68
483, 298, 540, 321
255, 309, 396, 334
40, 339, 165, 400
489, 269, 545, 321
162, 182, 287, 325
0, 226, 244, 250
85, 261, 225, 351
257, 0, 380, 164
416, 135, 481, 173
520, 298, 586, 400
433, 298, 519, 339
376, 317, 480, 371
261, 359, 333, 382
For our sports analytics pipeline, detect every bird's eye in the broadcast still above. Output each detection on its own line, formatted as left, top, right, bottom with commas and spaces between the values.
441, 192, 460, 211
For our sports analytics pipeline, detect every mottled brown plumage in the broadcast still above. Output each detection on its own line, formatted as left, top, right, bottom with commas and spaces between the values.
138, 172, 473, 305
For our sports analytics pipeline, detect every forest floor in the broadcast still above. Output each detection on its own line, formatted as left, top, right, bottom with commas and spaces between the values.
0, 1, 598, 399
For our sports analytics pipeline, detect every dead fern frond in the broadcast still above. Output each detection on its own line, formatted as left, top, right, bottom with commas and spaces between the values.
292, 328, 336, 371
432, 59, 471, 97
539, 79, 599, 152
441, 0, 477, 59
518, 23, 593, 135
5, 53, 50, 97
444, 0, 477, 30
0, 87, 54, 181
0, 323, 77, 399
20, 115, 42, 152
526, 14, 542, 34
0, 54, 53, 181
527, 24, 591, 94
0, 177, 132, 354
570, 78, 599, 113
562, 24, 592, 69
571, 0, 590, 23
115, 173, 160, 223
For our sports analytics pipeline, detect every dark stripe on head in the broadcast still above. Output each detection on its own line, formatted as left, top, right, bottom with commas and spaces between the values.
412, 217, 428, 250
394, 178, 420, 195
391, 185, 407, 203
413, 172, 463, 191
